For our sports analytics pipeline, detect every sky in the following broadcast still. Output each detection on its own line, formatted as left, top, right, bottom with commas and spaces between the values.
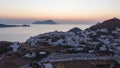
0, 0, 120, 24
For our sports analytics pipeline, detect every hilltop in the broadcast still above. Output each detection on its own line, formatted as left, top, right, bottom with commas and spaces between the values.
33, 20, 57, 24
68, 27, 82, 33
88, 17, 120, 30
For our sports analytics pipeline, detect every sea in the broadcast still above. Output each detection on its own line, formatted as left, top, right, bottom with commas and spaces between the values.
0, 24, 90, 42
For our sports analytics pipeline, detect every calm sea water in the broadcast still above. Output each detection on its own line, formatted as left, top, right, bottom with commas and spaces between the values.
0, 24, 90, 42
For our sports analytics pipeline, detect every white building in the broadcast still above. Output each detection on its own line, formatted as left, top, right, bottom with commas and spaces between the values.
24, 52, 36, 58
99, 46, 107, 51
10, 42, 20, 52
43, 63, 53, 68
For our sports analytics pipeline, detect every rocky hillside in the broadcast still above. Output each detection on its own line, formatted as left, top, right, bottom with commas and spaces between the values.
88, 17, 120, 30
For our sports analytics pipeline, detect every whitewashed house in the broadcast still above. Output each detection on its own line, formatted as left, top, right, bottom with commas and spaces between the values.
43, 63, 53, 68
99, 46, 107, 51
24, 52, 36, 58
10, 42, 20, 52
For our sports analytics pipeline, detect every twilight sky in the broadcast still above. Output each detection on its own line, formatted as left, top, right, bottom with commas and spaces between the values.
0, 0, 120, 24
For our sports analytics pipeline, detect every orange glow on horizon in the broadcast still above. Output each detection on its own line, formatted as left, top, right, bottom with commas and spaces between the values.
0, 0, 120, 22
1, 10, 119, 21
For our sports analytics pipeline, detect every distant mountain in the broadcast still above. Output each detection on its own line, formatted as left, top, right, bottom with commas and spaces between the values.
0, 24, 30, 28
0, 24, 17, 27
33, 20, 56, 24
88, 17, 120, 30
68, 27, 82, 33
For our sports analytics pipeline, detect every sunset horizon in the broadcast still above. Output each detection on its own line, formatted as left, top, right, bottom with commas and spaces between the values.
0, 0, 120, 67
0, 0, 120, 24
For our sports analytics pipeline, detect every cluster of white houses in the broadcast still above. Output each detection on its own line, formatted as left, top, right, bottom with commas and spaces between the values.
26, 28, 120, 63
8, 28, 120, 68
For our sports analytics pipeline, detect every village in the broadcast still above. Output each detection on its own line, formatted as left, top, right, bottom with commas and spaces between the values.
0, 18, 120, 68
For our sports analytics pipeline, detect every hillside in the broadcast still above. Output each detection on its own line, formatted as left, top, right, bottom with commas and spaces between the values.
88, 17, 120, 30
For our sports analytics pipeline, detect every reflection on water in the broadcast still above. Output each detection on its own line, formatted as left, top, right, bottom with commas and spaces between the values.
0, 24, 90, 42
